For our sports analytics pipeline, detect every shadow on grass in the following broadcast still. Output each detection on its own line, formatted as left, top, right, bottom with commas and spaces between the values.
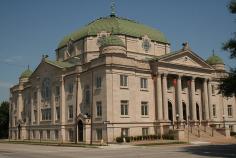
181, 144, 236, 158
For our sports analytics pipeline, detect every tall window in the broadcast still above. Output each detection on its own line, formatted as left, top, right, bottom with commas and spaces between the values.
142, 128, 149, 136
68, 83, 73, 94
41, 108, 51, 120
140, 78, 148, 89
55, 86, 60, 96
141, 102, 148, 116
121, 100, 128, 116
120, 75, 128, 87
96, 101, 102, 117
96, 128, 103, 140
68, 105, 73, 119
121, 128, 129, 137
55, 130, 59, 140
228, 105, 233, 117
96, 76, 102, 88
85, 90, 90, 104
56, 107, 60, 120
212, 104, 216, 117
68, 129, 74, 141
42, 78, 51, 100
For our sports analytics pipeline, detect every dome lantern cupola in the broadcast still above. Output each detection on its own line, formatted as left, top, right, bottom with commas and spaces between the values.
206, 51, 225, 71
19, 66, 33, 83
99, 35, 126, 55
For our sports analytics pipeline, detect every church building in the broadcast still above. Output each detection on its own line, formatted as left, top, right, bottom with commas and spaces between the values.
9, 8, 236, 143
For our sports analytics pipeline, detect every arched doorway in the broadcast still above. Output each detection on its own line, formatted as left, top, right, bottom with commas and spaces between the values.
168, 101, 173, 122
196, 103, 200, 121
182, 102, 187, 121
78, 120, 83, 142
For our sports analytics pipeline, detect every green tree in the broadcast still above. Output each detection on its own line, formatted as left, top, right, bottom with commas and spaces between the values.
0, 101, 9, 138
220, 0, 236, 97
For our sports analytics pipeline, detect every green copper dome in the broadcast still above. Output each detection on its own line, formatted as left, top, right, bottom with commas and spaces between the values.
20, 69, 33, 78
58, 16, 169, 48
206, 54, 224, 65
100, 35, 125, 48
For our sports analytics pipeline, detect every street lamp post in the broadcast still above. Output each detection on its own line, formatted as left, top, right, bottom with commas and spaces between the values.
176, 114, 179, 129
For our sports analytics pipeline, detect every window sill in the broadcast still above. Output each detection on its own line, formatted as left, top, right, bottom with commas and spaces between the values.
182, 91, 187, 94
141, 116, 149, 118
140, 89, 148, 92
120, 115, 130, 118
120, 86, 128, 89
167, 90, 173, 93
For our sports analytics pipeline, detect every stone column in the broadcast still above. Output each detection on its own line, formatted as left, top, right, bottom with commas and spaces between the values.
157, 73, 163, 121
208, 81, 212, 119
177, 75, 183, 121
162, 73, 168, 121
203, 78, 209, 120
17, 92, 23, 120
191, 77, 196, 121
37, 87, 41, 125
60, 76, 66, 141
51, 87, 55, 125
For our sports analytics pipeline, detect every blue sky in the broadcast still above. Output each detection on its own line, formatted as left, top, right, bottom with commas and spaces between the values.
0, 0, 235, 102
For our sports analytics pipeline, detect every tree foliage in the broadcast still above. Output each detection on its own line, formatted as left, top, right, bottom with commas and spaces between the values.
220, 0, 236, 97
0, 101, 9, 138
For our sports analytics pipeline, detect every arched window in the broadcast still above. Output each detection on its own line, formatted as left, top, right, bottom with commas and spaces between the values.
42, 78, 51, 100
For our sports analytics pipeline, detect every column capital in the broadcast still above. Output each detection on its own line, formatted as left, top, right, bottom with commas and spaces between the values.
162, 73, 168, 78
191, 76, 196, 80
177, 73, 183, 78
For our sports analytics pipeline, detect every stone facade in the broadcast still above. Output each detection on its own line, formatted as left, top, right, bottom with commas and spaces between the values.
9, 15, 236, 143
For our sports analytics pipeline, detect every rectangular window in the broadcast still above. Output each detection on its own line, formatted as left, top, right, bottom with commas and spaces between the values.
140, 78, 148, 89
228, 105, 233, 117
55, 86, 60, 96
56, 107, 60, 120
68, 105, 73, 119
121, 100, 128, 116
85, 90, 90, 104
96, 76, 102, 88
142, 128, 149, 136
141, 102, 148, 116
96, 128, 103, 141
121, 128, 129, 137
212, 104, 216, 117
120, 75, 128, 87
41, 108, 51, 121
68, 83, 73, 94
96, 101, 102, 117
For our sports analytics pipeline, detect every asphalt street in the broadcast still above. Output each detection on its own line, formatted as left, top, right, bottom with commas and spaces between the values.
0, 143, 235, 158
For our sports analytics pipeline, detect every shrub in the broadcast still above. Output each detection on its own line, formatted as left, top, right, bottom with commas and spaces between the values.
125, 136, 131, 142
162, 134, 174, 140
230, 132, 236, 136
116, 137, 123, 143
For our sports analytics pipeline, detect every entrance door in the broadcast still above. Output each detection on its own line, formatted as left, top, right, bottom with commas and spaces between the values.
168, 101, 173, 122
196, 103, 200, 121
182, 102, 187, 121
78, 120, 83, 142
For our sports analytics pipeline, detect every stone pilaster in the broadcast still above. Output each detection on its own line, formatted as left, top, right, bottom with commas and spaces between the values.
162, 73, 168, 121
60, 76, 66, 141
191, 77, 196, 121
37, 87, 41, 125
208, 81, 212, 119
157, 73, 163, 121
203, 78, 209, 120
177, 75, 183, 121
51, 87, 55, 124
